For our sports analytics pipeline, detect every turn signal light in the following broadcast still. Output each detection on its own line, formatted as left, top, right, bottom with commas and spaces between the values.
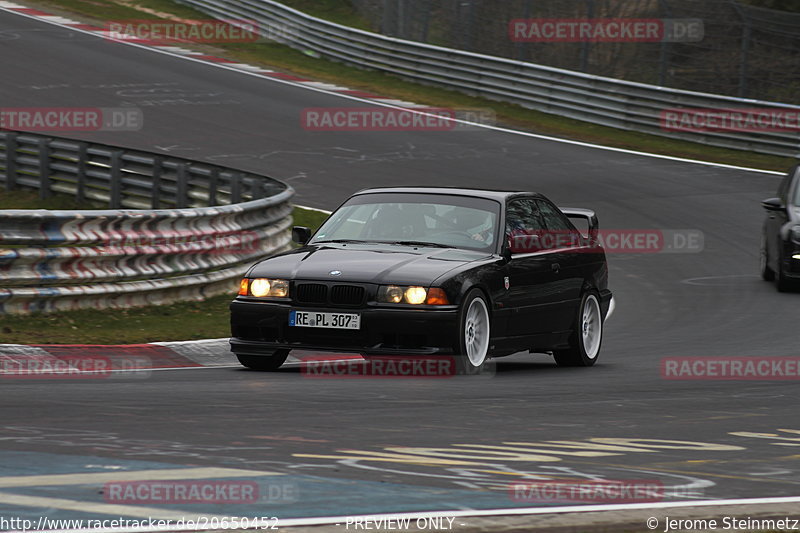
238, 279, 249, 296
425, 288, 450, 305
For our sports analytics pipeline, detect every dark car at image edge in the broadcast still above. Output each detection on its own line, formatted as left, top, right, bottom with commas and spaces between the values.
230, 187, 615, 373
761, 164, 800, 292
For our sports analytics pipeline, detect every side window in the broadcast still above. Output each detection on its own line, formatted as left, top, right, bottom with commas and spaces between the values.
505, 199, 545, 253
537, 200, 575, 231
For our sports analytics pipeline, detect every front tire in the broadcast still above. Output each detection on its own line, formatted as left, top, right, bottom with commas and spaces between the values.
775, 248, 796, 292
760, 234, 775, 281
236, 350, 290, 371
554, 292, 603, 367
455, 289, 491, 374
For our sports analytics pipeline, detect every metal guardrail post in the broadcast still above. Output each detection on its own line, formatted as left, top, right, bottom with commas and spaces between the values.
4, 133, 18, 191
76, 142, 87, 203
38, 138, 51, 200
231, 173, 242, 204
176, 162, 189, 208
208, 168, 219, 206
109, 150, 123, 209
151, 156, 163, 209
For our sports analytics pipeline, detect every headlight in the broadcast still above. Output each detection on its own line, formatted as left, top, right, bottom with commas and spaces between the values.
238, 278, 290, 298
404, 286, 427, 304
376, 285, 450, 305
380, 285, 404, 303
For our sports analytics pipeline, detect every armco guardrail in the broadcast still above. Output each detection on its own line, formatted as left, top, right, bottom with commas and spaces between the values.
0, 130, 293, 314
177, 0, 799, 158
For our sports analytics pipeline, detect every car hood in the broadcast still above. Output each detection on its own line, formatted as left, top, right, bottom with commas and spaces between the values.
247, 243, 492, 285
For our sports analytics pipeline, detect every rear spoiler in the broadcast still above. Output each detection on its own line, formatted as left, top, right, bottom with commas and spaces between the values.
559, 207, 599, 239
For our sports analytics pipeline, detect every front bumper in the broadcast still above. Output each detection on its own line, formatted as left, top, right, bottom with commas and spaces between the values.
230, 299, 459, 356
781, 241, 800, 278
599, 289, 614, 321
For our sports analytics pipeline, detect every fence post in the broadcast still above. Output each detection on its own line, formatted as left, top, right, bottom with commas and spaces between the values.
579, 0, 595, 73
418, 0, 431, 42
657, 0, 672, 87
109, 151, 123, 209
515, 0, 532, 61
731, 1, 752, 99
38, 138, 52, 200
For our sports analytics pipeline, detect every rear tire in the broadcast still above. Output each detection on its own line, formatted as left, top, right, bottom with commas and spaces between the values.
554, 292, 603, 367
455, 289, 491, 375
236, 350, 290, 371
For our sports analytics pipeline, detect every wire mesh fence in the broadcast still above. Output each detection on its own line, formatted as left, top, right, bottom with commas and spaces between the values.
350, 0, 800, 104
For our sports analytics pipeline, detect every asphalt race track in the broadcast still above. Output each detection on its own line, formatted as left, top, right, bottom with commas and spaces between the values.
1, 7, 799, 530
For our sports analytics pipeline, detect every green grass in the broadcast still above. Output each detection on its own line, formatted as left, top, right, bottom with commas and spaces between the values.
0, 189, 104, 209
279, 0, 372, 30
0, 202, 329, 344
0, 293, 236, 344
21, 0, 797, 171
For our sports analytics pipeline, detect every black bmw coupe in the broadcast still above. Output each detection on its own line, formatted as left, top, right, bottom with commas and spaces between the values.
230, 187, 614, 373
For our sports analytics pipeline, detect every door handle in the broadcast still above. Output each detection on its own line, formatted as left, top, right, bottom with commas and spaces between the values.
551, 263, 560, 272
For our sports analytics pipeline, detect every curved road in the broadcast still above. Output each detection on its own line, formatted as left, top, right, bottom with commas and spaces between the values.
1, 7, 799, 529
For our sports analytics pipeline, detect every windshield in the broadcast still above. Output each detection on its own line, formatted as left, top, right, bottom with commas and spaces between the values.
310, 193, 501, 251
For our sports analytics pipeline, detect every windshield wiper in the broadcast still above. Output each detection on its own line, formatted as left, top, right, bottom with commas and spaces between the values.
313, 239, 369, 244
389, 240, 455, 248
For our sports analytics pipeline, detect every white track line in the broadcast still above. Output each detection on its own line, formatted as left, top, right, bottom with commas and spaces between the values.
15, 495, 800, 533
0, 467, 281, 488
0, 6, 785, 177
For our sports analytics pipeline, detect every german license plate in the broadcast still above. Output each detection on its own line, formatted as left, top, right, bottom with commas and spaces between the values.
289, 310, 360, 330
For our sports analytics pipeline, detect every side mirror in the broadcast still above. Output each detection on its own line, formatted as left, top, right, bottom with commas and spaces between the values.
292, 226, 312, 245
502, 235, 513, 261
761, 197, 784, 212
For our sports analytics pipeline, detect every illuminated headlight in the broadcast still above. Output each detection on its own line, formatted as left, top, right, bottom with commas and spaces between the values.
376, 285, 450, 305
404, 286, 427, 305
238, 278, 289, 298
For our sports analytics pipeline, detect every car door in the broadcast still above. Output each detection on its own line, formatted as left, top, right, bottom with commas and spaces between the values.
536, 199, 586, 332
503, 198, 563, 337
